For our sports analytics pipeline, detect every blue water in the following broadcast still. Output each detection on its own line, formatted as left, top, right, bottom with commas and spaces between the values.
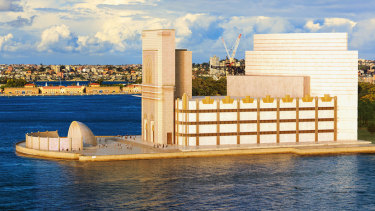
1, 95, 375, 210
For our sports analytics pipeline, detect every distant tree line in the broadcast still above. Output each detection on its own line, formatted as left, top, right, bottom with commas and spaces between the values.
359, 65, 371, 71
99, 84, 124, 88
91, 78, 125, 88
0, 78, 7, 84
192, 77, 226, 96
359, 65, 375, 72
358, 82, 375, 133
0, 79, 27, 90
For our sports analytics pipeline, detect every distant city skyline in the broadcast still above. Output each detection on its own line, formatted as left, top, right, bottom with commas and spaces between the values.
1, 0, 375, 64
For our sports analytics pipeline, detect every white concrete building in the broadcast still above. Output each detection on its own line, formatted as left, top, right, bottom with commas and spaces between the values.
209, 55, 221, 75
176, 95, 336, 146
141, 30, 358, 146
245, 33, 358, 141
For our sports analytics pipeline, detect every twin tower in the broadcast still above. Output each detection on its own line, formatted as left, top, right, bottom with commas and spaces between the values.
141, 29, 191, 145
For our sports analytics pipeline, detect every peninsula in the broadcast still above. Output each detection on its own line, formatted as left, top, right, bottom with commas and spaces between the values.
16, 29, 375, 161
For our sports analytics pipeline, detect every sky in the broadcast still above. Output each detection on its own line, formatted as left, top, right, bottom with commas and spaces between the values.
1, 0, 375, 64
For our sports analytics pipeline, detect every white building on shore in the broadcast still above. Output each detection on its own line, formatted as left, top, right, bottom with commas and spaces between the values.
141, 30, 357, 146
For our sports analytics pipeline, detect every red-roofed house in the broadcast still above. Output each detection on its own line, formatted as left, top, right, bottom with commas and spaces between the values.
89, 83, 100, 87
24, 84, 36, 88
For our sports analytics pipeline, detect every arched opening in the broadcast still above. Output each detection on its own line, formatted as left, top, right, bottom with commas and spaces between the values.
151, 122, 155, 143
144, 119, 148, 142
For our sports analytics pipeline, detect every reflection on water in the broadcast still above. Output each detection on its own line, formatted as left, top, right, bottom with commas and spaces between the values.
4, 154, 373, 210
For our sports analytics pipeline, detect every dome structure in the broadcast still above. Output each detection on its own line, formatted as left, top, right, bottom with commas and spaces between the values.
68, 121, 97, 147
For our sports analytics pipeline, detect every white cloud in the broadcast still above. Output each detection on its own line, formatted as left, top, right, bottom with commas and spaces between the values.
73, 0, 157, 11
325, 18, 356, 28
350, 19, 375, 49
93, 15, 174, 51
254, 16, 294, 33
37, 24, 76, 52
304, 18, 357, 32
94, 19, 137, 51
2, 0, 375, 63
304, 20, 321, 31
221, 16, 293, 36
0, 33, 13, 50
0, 33, 29, 52
100, 0, 153, 5
174, 13, 215, 37
219, 16, 294, 48
0, 0, 11, 10
75, 35, 111, 54
0, 0, 22, 11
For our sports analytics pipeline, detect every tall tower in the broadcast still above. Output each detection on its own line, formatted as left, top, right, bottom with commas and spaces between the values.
175, 49, 192, 98
141, 29, 176, 145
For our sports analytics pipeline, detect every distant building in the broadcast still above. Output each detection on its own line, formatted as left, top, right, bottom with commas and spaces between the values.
359, 75, 375, 84
51, 65, 60, 73
24, 83, 36, 88
57, 72, 64, 79
40, 86, 64, 94
64, 86, 85, 94
3, 84, 39, 95
86, 85, 120, 94
209, 55, 221, 75
359, 59, 375, 67
89, 83, 100, 87
123, 84, 141, 94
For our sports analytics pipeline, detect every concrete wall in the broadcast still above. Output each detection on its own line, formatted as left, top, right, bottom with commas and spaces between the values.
175, 49, 192, 98
25, 132, 73, 151
246, 33, 357, 141
176, 96, 336, 146
227, 75, 309, 98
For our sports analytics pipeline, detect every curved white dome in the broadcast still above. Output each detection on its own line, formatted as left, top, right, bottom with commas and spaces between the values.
68, 121, 97, 146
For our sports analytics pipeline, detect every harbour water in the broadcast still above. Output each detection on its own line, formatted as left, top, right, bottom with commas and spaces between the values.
1, 95, 375, 210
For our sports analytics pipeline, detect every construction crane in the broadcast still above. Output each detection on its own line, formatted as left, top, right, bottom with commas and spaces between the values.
221, 34, 243, 75
222, 34, 241, 61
